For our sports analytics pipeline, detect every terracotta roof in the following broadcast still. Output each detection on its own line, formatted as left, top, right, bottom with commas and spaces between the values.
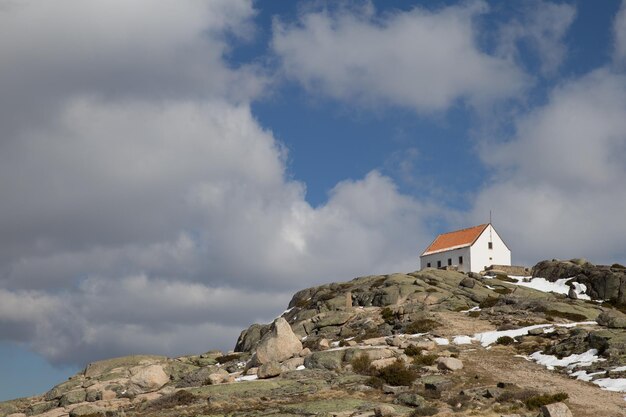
421, 224, 489, 256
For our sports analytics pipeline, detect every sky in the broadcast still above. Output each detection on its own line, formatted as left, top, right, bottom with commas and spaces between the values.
1, 0, 626, 401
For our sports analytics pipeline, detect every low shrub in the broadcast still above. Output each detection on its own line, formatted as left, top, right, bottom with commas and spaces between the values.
524, 392, 568, 409
497, 388, 539, 403
611, 263, 626, 270
468, 310, 481, 318
351, 354, 373, 375
377, 360, 418, 386
494, 288, 513, 295
404, 344, 422, 357
409, 406, 439, 416
496, 336, 515, 345
366, 376, 384, 389
404, 319, 439, 334
447, 393, 472, 411
412, 353, 437, 367
381, 307, 396, 324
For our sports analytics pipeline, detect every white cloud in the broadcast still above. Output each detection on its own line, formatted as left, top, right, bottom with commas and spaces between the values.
272, 1, 528, 113
472, 69, 626, 265
496, 0, 576, 75
0, 0, 439, 366
614, 1, 626, 67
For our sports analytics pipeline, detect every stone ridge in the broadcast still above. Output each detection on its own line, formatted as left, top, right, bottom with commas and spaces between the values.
3, 260, 626, 417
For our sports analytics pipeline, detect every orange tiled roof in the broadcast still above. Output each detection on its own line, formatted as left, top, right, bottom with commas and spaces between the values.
421, 224, 489, 256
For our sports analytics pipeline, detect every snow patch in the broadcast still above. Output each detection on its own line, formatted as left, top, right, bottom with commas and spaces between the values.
507, 276, 590, 300
434, 337, 449, 345
592, 378, 626, 392
235, 375, 259, 382
529, 349, 603, 370
453, 336, 473, 345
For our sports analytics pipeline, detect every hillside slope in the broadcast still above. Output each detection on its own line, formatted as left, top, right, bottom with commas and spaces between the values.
3, 261, 626, 417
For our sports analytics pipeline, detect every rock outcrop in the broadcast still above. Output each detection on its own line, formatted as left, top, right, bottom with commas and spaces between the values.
5, 264, 626, 417
251, 317, 303, 366
533, 259, 626, 304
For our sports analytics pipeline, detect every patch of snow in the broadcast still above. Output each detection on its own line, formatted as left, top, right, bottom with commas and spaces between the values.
470, 322, 596, 347
529, 349, 604, 370
570, 370, 605, 382
296, 365, 306, 370
235, 375, 259, 382
461, 306, 481, 313
406, 333, 427, 338
453, 336, 473, 345
330, 341, 340, 347
612, 366, 626, 373
592, 378, 626, 392
434, 337, 449, 345
473, 324, 549, 347
485, 285, 495, 290
510, 276, 590, 300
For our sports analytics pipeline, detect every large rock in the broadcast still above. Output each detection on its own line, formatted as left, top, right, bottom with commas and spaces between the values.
541, 402, 573, 417
252, 318, 302, 365
84, 355, 167, 378
436, 357, 463, 371
129, 364, 170, 391
303, 350, 345, 370
532, 260, 626, 304
597, 310, 626, 328
59, 390, 87, 407
69, 405, 106, 417
257, 362, 281, 379
234, 323, 270, 353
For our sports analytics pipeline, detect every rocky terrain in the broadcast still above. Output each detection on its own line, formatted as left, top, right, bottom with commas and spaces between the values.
3, 260, 626, 417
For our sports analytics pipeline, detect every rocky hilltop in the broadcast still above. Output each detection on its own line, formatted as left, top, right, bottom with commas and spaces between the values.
3, 260, 626, 417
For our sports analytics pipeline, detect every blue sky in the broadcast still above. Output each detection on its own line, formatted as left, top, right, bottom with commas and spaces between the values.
1, 0, 626, 401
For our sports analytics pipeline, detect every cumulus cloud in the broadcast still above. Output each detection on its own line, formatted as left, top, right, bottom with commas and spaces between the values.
0, 0, 437, 365
0, 0, 263, 137
614, 0, 626, 67
0, 94, 437, 364
272, 1, 528, 113
472, 68, 626, 265
496, 0, 576, 75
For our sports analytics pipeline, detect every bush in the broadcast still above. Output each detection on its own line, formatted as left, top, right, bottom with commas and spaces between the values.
494, 288, 513, 295
612, 263, 626, 270
381, 307, 396, 324
468, 310, 481, 318
497, 388, 539, 403
404, 319, 439, 334
409, 406, 439, 416
412, 353, 437, 367
377, 360, 418, 386
524, 392, 568, 409
496, 336, 515, 345
404, 344, 422, 357
351, 354, 373, 375
366, 376, 384, 389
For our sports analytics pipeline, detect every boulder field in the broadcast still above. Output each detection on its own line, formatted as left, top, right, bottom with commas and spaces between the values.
3, 261, 626, 417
